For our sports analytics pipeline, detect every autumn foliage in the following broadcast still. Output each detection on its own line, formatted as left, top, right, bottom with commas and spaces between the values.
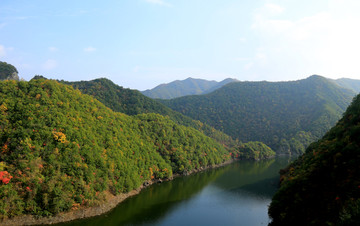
0, 171, 12, 184
0, 79, 231, 219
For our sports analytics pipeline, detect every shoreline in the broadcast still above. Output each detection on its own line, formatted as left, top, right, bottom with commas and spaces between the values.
0, 159, 235, 226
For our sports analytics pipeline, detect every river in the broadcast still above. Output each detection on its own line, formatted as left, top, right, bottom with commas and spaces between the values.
58, 156, 294, 226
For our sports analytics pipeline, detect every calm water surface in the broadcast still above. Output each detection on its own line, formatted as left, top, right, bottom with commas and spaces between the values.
59, 157, 294, 226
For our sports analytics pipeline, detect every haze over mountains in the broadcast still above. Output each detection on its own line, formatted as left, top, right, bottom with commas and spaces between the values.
141, 77, 238, 99
162, 75, 356, 154
331, 78, 360, 93
141, 75, 360, 101
60, 77, 275, 160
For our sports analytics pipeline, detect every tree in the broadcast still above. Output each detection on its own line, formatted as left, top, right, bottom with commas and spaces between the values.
0, 61, 19, 81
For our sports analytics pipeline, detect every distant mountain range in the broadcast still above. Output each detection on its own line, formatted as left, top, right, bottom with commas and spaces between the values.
332, 77, 360, 93
2, 60, 360, 223
141, 77, 238, 99
161, 75, 356, 154
142, 75, 360, 100
60, 78, 237, 147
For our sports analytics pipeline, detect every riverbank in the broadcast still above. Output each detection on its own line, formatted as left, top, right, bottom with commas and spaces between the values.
0, 159, 235, 226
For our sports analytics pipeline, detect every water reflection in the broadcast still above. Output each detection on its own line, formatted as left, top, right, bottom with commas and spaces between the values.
58, 156, 295, 226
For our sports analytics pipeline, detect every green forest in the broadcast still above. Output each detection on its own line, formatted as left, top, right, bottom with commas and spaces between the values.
162, 75, 355, 154
0, 79, 230, 218
60, 78, 270, 156
141, 77, 237, 99
0, 78, 275, 219
0, 61, 19, 81
268, 93, 360, 225
2, 62, 358, 223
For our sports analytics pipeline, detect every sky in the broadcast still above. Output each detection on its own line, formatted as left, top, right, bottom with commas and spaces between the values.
1, 0, 360, 90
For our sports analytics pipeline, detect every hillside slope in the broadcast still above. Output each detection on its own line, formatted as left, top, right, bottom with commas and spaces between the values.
0, 79, 231, 219
61, 78, 238, 148
61, 78, 275, 160
268, 93, 360, 225
0, 61, 19, 81
141, 77, 237, 99
162, 75, 355, 154
332, 78, 360, 93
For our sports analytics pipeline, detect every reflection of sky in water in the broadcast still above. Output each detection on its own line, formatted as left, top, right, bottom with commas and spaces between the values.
156, 182, 272, 226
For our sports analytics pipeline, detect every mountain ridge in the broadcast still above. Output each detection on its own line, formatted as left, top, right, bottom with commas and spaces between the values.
161, 75, 355, 154
141, 77, 238, 99
331, 77, 360, 93
60, 77, 275, 160
0, 79, 234, 219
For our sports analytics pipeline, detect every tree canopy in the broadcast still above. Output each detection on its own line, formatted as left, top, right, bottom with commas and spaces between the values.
0, 79, 233, 218
162, 75, 355, 154
0, 61, 19, 81
268, 93, 360, 225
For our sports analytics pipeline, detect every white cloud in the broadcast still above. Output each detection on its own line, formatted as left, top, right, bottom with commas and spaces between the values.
84, 46, 96, 52
249, 1, 360, 79
239, 37, 247, 43
244, 62, 254, 70
0, 45, 6, 57
252, 3, 292, 33
144, 0, 172, 7
234, 57, 251, 62
264, 3, 285, 15
133, 66, 141, 73
48, 47, 58, 52
43, 59, 57, 70
0, 23, 6, 29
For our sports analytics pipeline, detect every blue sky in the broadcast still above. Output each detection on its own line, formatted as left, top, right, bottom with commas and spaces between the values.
1, 0, 360, 90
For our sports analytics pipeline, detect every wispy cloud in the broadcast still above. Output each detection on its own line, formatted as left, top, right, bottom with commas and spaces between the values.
0, 45, 6, 57
133, 66, 141, 73
3, 16, 34, 21
263, 3, 285, 15
0, 23, 7, 29
144, 0, 172, 7
84, 46, 96, 52
48, 47, 58, 52
249, 0, 360, 79
42, 59, 57, 70
251, 3, 292, 33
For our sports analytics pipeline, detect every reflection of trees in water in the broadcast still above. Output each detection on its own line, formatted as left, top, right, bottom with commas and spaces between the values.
212, 156, 295, 198
60, 157, 295, 226
60, 165, 227, 226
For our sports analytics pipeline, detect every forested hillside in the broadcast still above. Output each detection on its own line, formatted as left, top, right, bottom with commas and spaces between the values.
0, 79, 233, 219
268, 93, 360, 225
61, 78, 274, 160
0, 61, 19, 81
332, 78, 360, 93
61, 78, 239, 149
162, 75, 355, 154
141, 77, 237, 99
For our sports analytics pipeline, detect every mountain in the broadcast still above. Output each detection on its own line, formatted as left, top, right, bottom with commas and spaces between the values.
61, 78, 275, 160
0, 61, 19, 81
162, 75, 355, 154
0, 79, 233, 219
268, 93, 360, 225
141, 77, 238, 99
61, 78, 236, 146
331, 78, 360, 93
